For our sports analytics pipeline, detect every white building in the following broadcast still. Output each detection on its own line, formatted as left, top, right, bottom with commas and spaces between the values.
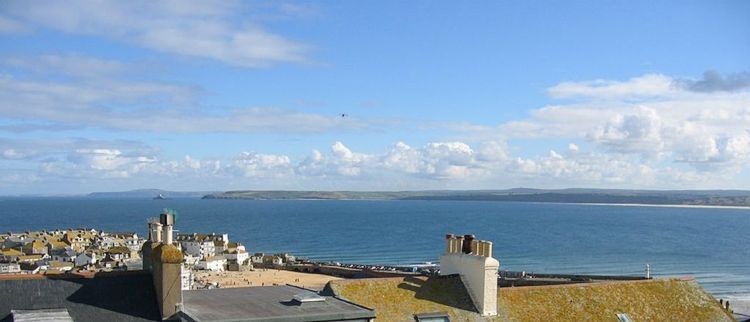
180, 240, 215, 259
50, 248, 76, 263
196, 256, 226, 271
250, 253, 265, 264
182, 253, 200, 267
181, 267, 193, 290
0, 263, 21, 274
224, 249, 249, 264
74, 252, 97, 267
176, 233, 227, 259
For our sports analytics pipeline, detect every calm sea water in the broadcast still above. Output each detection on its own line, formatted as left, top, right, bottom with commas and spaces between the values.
1, 198, 748, 299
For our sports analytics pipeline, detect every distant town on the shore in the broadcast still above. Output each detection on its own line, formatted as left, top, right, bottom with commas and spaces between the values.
80, 188, 750, 207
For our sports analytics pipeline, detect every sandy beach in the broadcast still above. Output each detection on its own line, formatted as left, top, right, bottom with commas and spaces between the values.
194, 269, 342, 291
571, 202, 750, 210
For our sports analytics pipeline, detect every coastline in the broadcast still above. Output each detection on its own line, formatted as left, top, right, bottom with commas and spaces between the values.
567, 202, 750, 210
203, 196, 750, 209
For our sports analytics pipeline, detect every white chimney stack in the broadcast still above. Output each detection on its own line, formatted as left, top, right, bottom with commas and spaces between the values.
440, 234, 499, 317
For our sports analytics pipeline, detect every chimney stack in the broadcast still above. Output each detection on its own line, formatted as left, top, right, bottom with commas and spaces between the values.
152, 243, 183, 320
142, 210, 184, 320
160, 211, 174, 245
440, 233, 499, 317
149, 220, 163, 243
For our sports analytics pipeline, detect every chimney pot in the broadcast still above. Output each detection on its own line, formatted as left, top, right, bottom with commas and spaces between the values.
462, 234, 475, 254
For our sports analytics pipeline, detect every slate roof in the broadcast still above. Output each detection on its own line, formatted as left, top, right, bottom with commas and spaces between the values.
0, 272, 161, 322
181, 285, 375, 322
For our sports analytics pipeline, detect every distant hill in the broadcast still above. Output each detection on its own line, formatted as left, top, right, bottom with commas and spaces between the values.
202, 189, 750, 207
87, 189, 215, 199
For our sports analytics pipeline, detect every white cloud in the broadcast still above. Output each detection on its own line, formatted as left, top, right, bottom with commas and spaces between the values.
2, 148, 31, 160
490, 71, 750, 178
4, 135, 747, 194
0, 55, 378, 134
0, 16, 25, 33
589, 106, 665, 157
2, 1, 308, 67
229, 152, 292, 178
681, 70, 750, 93
4, 68, 750, 191
509, 150, 657, 186
296, 142, 372, 177
547, 74, 677, 99
381, 141, 491, 179
4, 54, 127, 79
41, 148, 155, 179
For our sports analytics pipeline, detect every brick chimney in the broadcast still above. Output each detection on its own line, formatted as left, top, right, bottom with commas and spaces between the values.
440, 233, 499, 316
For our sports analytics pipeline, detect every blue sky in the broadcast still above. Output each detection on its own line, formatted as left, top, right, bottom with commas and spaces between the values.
1, 1, 749, 194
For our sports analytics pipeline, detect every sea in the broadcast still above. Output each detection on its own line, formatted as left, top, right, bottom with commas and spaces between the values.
1, 198, 748, 300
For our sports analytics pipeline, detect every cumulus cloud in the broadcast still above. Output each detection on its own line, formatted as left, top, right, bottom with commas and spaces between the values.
491, 71, 750, 178
380, 141, 503, 179
229, 152, 292, 178
509, 149, 657, 186
1, 1, 309, 67
589, 106, 665, 157
5, 136, 745, 194
297, 142, 373, 177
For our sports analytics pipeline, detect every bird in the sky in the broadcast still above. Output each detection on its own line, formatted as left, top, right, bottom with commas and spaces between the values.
340, 113, 348, 118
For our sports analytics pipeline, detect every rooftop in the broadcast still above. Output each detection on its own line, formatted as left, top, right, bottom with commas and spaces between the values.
0, 272, 160, 322
181, 285, 375, 322
327, 276, 734, 322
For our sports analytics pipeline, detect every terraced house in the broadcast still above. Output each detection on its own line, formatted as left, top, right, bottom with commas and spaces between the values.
0, 228, 143, 274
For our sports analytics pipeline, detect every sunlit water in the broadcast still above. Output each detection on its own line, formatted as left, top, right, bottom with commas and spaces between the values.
1, 198, 748, 300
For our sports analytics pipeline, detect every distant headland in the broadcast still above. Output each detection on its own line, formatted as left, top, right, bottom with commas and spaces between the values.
200, 188, 750, 207
86, 189, 217, 199
75, 188, 750, 207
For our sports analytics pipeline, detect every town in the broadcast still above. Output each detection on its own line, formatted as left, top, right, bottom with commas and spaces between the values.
0, 209, 298, 283
0, 209, 740, 321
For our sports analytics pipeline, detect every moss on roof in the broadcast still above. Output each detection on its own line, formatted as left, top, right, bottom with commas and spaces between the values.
0, 248, 23, 256
328, 276, 485, 322
499, 278, 733, 322
328, 277, 733, 322
107, 246, 130, 254
46, 241, 67, 249
154, 244, 183, 264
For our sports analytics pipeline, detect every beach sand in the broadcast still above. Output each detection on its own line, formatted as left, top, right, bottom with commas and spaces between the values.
194, 269, 342, 291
